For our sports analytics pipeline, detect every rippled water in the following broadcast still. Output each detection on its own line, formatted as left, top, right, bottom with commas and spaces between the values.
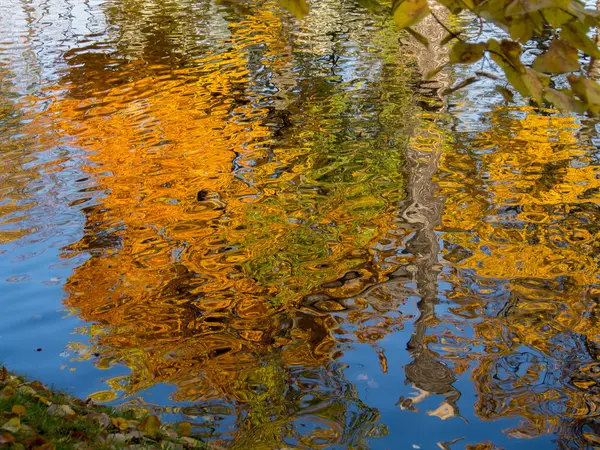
1, 0, 600, 448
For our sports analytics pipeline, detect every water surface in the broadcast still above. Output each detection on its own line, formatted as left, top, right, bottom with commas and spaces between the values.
0, 0, 599, 448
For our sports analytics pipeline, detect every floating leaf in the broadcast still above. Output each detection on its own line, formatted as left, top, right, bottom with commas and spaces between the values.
12, 405, 26, 416
278, 0, 309, 19
87, 390, 117, 403
139, 415, 161, 437
449, 41, 487, 64
532, 39, 579, 73
178, 421, 192, 436
392, 0, 430, 29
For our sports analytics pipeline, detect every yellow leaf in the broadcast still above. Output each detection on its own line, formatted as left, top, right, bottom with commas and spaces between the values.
87, 390, 117, 403
1, 417, 20, 434
449, 42, 487, 64
111, 417, 129, 431
278, 0, 309, 19
178, 421, 192, 436
568, 75, 600, 113
11, 405, 26, 416
139, 415, 161, 437
393, 0, 430, 29
0, 386, 15, 399
509, 18, 533, 42
35, 395, 51, 406
532, 39, 579, 74
495, 85, 514, 102
523, 68, 543, 105
561, 25, 600, 59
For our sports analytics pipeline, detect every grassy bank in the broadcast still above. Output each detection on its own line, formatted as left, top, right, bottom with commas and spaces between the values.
0, 366, 207, 449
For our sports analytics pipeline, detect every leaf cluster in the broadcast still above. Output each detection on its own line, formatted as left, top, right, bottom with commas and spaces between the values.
393, 0, 600, 113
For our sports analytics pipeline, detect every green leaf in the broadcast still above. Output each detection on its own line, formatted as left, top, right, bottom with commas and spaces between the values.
278, 0, 309, 19
532, 39, 580, 73
392, 0, 430, 29
495, 85, 515, 102
543, 88, 586, 113
561, 25, 600, 59
449, 41, 488, 64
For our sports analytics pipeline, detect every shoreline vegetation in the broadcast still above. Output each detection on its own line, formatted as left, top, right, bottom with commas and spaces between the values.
0, 366, 209, 450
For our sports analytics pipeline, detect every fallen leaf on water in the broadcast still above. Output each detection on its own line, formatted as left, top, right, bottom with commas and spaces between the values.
12, 405, 26, 416
87, 390, 117, 403
139, 415, 161, 437
178, 421, 192, 436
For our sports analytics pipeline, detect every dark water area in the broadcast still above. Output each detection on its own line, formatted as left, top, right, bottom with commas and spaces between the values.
1, 0, 600, 448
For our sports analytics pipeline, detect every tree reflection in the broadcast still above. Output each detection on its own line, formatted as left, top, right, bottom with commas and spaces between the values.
38, 0, 421, 446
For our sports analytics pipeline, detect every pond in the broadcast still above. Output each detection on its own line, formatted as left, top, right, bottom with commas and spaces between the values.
1, 0, 600, 448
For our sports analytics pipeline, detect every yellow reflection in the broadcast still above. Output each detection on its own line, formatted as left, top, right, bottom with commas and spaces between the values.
438, 106, 600, 443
